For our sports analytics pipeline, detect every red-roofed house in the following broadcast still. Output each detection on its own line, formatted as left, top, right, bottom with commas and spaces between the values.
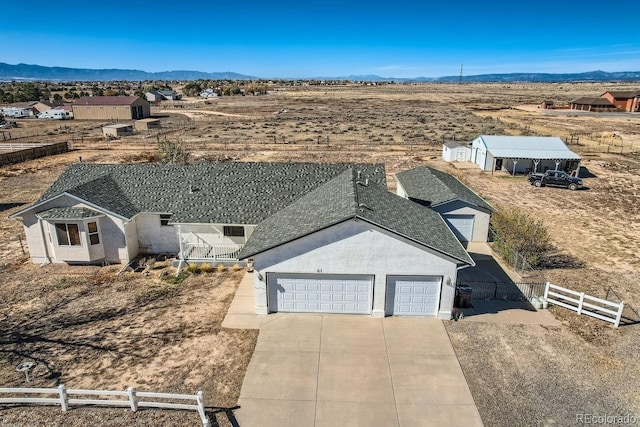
72, 96, 150, 120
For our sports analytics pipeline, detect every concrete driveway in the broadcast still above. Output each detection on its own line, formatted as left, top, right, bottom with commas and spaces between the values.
233, 313, 483, 426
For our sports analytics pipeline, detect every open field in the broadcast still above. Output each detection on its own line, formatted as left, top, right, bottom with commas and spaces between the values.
1, 82, 639, 425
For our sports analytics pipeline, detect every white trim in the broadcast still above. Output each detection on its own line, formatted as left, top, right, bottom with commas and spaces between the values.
11, 192, 129, 221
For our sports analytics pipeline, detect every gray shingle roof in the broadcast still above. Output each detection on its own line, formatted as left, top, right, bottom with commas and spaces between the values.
240, 169, 473, 265
36, 207, 103, 220
25, 162, 386, 224
395, 166, 494, 212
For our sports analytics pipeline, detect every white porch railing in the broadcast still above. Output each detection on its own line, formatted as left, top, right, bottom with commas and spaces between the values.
0, 385, 209, 427
543, 282, 625, 327
180, 232, 243, 261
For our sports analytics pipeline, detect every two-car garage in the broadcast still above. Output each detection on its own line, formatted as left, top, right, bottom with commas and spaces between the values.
267, 273, 443, 317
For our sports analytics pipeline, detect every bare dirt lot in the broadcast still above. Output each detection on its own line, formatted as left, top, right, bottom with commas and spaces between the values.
1, 82, 639, 426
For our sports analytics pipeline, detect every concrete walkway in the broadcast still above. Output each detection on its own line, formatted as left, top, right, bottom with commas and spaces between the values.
224, 274, 484, 426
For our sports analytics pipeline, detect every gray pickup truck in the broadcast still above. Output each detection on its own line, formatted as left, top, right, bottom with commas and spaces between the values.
528, 170, 583, 190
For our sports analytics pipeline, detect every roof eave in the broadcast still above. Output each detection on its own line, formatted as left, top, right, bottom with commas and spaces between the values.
9, 192, 131, 221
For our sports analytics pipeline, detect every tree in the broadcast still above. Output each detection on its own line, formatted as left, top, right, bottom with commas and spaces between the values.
53, 93, 63, 101
157, 137, 190, 163
490, 207, 551, 267
182, 82, 202, 97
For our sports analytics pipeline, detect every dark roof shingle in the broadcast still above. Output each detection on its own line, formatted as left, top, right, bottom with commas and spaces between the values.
27, 162, 386, 224
395, 166, 494, 211
240, 169, 473, 265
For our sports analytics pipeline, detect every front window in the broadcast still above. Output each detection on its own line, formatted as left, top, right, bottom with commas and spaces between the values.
223, 226, 245, 237
55, 223, 81, 246
88, 221, 100, 245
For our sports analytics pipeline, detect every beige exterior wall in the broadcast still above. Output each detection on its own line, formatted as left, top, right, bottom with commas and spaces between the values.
73, 99, 150, 120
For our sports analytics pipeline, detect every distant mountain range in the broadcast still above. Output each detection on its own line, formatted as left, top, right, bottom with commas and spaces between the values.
0, 63, 256, 82
1, 63, 639, 83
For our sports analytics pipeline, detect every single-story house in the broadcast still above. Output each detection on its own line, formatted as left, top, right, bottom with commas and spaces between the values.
442, 140, 471, 162
601, 91, 640, 112
10, 161, 474, 319
200, 88, 219, 98
538, 100, 554, 109
470, 135, 581, 174
569, 97, 615, 111
102, 124, 133, 137
72, 96, 150, 120
395, 166, 494, 243
146, 90, 182, 102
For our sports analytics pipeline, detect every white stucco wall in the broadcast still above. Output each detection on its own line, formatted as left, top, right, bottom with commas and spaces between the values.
19, 195, 129, 264
135, 214, 180, 254
251, 219, 463, 319
432, 200, 492, 243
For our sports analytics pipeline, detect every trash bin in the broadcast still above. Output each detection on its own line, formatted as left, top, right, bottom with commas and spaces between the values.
455, 285, 473, 308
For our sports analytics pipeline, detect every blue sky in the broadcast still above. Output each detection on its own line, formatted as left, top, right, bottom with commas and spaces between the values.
2, 0, 639, 78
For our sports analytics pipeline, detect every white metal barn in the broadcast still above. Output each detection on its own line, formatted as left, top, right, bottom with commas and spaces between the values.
471, 135, 581, 174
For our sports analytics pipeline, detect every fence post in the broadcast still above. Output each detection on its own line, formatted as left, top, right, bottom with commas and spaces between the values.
577, 292, 585, 315
197, 391, 210, 427
543, 282, 550, 301
58, 384, 68, 411
127, 387, 137, 412
614, 302, 625, 328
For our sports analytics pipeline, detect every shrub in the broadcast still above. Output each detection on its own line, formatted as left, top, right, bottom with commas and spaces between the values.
232, 263, 242, 271
186, 263, 200, 274
216, 264, 226, 272
491, 207, 551, 267
162, 271, 189, 284
199, 263, 214, 273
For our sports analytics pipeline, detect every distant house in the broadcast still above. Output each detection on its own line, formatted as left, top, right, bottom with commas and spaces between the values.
145, 90, 182, 102
600, 91, 640, 112
10, 161, 474, 319
4, 101, 53, 116
538, 100, 554, 109
72, 96, 150, 120
470, 135, 581, 174
442, 140, 471, 162
395, 166, 494, 243
200, 88, 219, 98
569, 97, 615, 111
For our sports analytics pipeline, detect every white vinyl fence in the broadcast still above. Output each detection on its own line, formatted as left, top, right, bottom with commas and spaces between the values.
0, 385, 209, 427
544, 282, 625, 327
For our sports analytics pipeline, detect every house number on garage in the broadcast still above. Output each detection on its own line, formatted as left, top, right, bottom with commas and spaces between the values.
317, 269, 322, 273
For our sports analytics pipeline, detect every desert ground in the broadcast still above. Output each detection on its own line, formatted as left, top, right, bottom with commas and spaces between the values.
1, 82, 639, 426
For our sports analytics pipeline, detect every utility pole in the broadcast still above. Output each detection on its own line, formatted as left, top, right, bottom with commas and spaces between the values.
459, 64, 463, 85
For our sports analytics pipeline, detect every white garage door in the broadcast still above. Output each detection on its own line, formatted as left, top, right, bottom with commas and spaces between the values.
386, 276, 442, 316
268, 273, 373, 314
443, 215, 475, 242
